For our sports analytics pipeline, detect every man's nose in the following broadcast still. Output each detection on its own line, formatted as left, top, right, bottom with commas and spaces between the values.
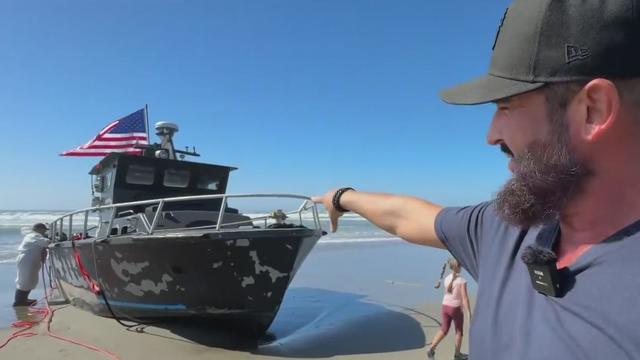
486, 112, 502, 146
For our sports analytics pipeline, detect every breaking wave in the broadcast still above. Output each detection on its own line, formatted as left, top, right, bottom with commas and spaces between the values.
0, 211, 71, 227
0, 210, 388, 264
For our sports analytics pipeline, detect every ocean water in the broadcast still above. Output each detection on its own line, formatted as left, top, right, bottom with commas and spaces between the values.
0, 210, 400, 264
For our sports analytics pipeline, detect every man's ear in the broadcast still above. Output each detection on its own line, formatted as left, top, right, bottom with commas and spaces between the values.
581, 79, 620, 141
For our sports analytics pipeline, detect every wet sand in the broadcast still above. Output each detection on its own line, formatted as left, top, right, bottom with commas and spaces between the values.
0, 241, 471, 359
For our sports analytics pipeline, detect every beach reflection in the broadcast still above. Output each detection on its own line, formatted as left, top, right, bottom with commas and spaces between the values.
259, 287, 426, 357
129, 287, 427, 358
11, 305, 43, 323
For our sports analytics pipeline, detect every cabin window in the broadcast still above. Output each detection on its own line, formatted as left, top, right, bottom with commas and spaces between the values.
164, 168, 190, 188
93, 176, 105, 193
93, 172, 112, 193
104, 172, 112, 190
196, 176, 220, 190
126, 164, 155, 185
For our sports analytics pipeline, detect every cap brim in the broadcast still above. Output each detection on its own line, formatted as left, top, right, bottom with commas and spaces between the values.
440, 74, 545, 105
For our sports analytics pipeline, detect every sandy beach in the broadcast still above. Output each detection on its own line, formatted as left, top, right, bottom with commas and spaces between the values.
0, 241, 472, 360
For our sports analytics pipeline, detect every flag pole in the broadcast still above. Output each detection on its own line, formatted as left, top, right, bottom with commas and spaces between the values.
144, 104, 150, 141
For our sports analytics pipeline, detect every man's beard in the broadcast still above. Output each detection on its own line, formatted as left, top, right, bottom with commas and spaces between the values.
494, 122, 592, 228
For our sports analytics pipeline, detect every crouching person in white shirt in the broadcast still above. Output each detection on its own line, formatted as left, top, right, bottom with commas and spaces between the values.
14, 222, 50, 306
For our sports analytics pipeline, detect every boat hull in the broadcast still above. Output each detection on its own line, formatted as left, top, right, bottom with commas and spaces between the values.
49, 228, 321, 334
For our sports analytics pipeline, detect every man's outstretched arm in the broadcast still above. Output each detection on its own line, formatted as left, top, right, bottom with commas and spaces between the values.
312, 189, 445, 249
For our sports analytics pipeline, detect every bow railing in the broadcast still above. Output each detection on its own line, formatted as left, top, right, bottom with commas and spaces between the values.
48, 193, 322, 242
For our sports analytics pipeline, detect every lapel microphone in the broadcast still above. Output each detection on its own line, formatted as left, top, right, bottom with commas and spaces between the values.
521, 245, 563, 297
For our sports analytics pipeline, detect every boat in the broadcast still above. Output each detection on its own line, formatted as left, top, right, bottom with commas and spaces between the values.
47, 121, 324, 335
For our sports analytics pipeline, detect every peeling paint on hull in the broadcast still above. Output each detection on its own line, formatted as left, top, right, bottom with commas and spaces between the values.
49, 228, 320, 334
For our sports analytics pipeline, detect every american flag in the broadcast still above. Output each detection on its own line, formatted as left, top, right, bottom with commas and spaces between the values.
61, 109, 149, 157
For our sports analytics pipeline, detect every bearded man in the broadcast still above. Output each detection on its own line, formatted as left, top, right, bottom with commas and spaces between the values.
313, 1, 640, 359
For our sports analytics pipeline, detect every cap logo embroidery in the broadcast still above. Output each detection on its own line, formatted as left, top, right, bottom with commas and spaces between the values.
565, 45, 591, 64
492, 8, 509, 51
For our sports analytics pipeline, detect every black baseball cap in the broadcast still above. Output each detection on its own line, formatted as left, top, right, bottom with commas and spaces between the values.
440, 0, 640, 105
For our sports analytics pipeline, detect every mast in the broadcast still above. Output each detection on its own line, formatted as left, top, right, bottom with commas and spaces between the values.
144, 104, 150, 143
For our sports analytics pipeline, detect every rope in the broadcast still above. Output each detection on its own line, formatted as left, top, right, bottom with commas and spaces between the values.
0, 257, 122, 360
98, 285, 157, 328
89, 240, 156, 328
73, 239, 101, 294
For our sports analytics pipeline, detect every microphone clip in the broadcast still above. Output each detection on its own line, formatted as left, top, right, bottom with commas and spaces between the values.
521, 245, 563, 297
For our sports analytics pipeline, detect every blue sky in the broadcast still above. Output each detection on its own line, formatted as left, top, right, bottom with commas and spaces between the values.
0, 0, 513, 210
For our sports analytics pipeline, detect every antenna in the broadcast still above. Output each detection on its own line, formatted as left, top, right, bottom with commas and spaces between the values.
148, 122, 200, 160
154, 122, 179, 160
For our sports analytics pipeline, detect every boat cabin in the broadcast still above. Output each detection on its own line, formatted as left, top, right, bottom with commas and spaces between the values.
70, 121, 252, 238
90, 153, 236, 212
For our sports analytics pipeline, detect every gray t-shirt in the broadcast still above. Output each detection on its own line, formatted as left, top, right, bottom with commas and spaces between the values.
435, 201, 640, 360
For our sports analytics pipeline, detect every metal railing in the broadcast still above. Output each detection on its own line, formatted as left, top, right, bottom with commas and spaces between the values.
48, 193, 322, 242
